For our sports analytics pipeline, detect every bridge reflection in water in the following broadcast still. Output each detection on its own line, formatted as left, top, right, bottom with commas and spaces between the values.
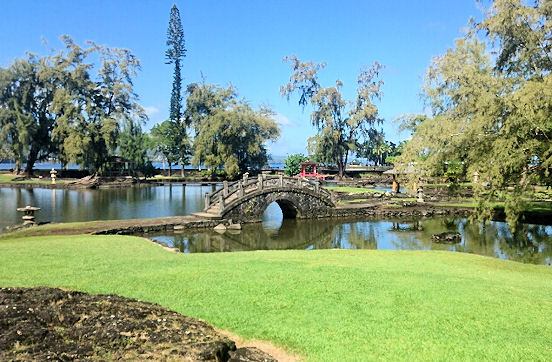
146, 213, 552, 266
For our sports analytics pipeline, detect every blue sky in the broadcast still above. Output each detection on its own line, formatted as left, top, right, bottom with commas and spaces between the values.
0, 0, 482, 157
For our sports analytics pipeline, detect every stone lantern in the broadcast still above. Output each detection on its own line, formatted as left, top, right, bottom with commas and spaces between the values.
417, 182, 424, 203
473, 171, 480, 184
16, 205, 41, 225
50, 168, 57, 185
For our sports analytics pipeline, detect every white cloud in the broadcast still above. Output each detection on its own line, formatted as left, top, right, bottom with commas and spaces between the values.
143, 106, 159, 116
272, 113, 294, 127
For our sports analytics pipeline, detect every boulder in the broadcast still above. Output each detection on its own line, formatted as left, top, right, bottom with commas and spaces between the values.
227, 223, 242, 230
214, 223, 227, 232
432, 231, 462, 244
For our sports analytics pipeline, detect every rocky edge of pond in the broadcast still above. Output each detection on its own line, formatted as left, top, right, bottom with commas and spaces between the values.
431, 231, 462, 244
0, 174, 227, 190
3, 205, 474, 236
0, 287, 277, 361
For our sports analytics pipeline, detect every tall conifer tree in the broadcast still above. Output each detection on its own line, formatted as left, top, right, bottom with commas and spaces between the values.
166, 4, 186, 123
166, 4, 189, 175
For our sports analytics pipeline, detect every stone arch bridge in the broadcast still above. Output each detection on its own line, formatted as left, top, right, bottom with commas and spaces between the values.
192, 174, 336, 223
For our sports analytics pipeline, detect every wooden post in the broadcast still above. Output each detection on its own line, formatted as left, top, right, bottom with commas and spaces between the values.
314, 181, 319, 193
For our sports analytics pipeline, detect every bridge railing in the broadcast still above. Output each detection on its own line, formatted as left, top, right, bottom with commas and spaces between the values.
203, 174, 335, 213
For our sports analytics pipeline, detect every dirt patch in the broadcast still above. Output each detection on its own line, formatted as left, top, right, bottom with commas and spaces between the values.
0, 287, 276, 361
218, 330, 301, 362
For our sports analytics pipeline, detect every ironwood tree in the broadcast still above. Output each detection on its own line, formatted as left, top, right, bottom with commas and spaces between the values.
0, 36, 146, 175
186, 82, 280, 179
51, 37, 146, 174
119, 118, 153, 176
281, 55, 384, 178
397, 0, 552, 225
0, 55, 59, 175
150, 120, 182, 177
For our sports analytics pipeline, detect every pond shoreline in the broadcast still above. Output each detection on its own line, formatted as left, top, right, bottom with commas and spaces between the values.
2, 204, 474, 238
0, 179, 223, 190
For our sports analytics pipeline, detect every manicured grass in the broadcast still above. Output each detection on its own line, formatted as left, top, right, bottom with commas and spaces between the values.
391, 197, 418, 202
0, 173, 68, 185
325, 186, 384, 194
0, 221, 116, 240
337, 198, 373, 206
425, 182, 474, 187
1, 235, 551, 361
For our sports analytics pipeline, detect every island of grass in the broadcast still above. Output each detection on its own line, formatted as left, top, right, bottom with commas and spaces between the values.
1, 234, 551, 361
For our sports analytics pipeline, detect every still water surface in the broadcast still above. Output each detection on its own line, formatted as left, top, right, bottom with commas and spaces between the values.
0, 184, 216, 231
1, 185, 551, 265
150, 206, 552, 265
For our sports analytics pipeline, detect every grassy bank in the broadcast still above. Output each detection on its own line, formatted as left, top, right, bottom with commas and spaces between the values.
1, 235, 551, 360
0, 173, 69, 185
325, 186, 385, 194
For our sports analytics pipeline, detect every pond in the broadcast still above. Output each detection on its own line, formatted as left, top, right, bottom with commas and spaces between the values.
147, 211, 552, 265
1, 185, 551, 265
0, 184, 215, 231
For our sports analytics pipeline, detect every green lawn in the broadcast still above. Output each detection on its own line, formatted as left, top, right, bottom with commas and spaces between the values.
325, 186, 385, 194
0, 220, 118, 240
337, 198, 374, 206
0, 173, 68, 185
438, 200, 552, 211
1, 235, 551, 361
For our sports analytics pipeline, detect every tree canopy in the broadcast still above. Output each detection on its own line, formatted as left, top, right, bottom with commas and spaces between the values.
0, 54, 58, 175
51, 37, 145, 173
283, 153, 308, 177
0, 36, 146, 175
186, 82, 280, 179
398, 0, 552, 224
281, 55, 384, 177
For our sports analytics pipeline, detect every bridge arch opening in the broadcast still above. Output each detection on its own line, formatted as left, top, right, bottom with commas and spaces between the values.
261, 199, 301, 231
262, 201, 283, 231
275, 199, 299, 219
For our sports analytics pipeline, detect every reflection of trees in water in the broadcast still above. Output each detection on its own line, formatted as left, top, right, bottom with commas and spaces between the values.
456, 220, 498, 257
153, 217, 552, 265
386, 219, 428, 250
334, 222, 378, 250
441, 220, 552, 265
495, 223, 552, 265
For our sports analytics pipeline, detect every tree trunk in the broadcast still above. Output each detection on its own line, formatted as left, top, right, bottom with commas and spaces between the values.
337, 159, 344, 179
25, 147, 39, 177
168, 162, 172, 177
14, 159, 21, 175
180, 160, 185, 177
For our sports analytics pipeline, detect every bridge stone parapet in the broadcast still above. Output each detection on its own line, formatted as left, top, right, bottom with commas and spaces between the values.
194, 175, 336, 223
